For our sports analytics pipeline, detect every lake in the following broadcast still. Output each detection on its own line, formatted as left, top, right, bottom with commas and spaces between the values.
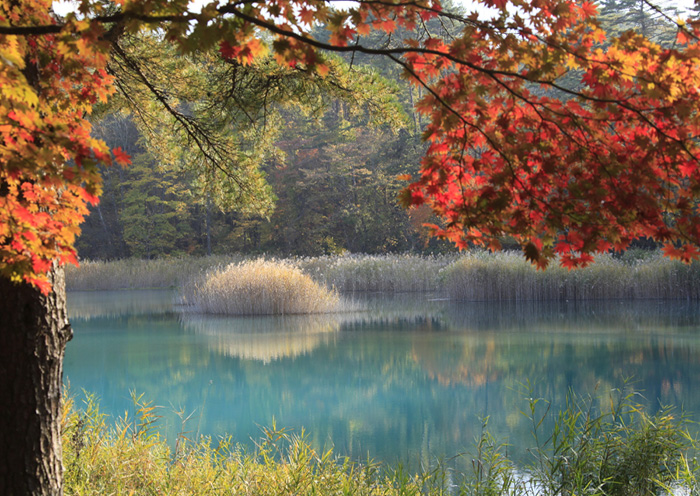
64, 290, 700, 472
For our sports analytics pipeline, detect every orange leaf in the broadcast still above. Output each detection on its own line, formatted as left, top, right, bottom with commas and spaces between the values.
112, 147, 131, 167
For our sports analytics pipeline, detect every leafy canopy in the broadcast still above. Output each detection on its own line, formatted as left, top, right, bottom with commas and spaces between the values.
2, 0, 700, 292
400, 0, 700, 269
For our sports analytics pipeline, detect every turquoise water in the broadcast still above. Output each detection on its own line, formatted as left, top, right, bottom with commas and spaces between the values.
65, 290, 700, 471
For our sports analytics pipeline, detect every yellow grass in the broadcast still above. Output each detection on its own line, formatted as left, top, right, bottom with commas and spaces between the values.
183, 259, 343, 315
441, 250, 700, 301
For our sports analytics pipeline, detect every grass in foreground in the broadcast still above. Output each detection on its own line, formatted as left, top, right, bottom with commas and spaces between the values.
63, 387, 699, 496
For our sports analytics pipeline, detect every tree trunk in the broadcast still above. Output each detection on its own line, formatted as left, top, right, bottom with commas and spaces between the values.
0, 264, 72, 495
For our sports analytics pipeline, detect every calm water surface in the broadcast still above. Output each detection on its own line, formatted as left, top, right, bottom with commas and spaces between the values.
65, 290, 700, 471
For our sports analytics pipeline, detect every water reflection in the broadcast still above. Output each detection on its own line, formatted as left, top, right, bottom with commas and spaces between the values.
67, 289, 176, 320
65, 290, 700, 473
181, 314, 341, 362
442, 299, 700, 334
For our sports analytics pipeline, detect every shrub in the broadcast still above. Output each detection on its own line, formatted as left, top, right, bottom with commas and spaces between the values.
182, 259, 343, 315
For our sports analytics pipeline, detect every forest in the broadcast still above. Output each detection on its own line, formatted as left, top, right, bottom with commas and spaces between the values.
74, 0, 683, 261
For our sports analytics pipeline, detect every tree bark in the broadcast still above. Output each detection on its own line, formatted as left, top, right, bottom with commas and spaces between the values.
0, 264, 72, 495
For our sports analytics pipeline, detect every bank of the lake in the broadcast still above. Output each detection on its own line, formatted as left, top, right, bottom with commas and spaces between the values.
63, 387, 697, 495
66, 250, 700, 301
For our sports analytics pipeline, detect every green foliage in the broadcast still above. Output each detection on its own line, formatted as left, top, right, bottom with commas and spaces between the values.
79, 43, 428, 260
254, 105, 426, 255
120, 153, 195, 259
108, 33, 277, 217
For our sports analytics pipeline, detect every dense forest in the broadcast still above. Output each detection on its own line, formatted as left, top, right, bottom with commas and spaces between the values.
75, 0, 681, 261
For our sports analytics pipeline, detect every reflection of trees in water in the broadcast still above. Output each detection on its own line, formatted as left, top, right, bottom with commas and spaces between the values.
405, 300, 700, 431
442, 300, 700, 333
410, 335, 498, 387
180, 314, 342, 363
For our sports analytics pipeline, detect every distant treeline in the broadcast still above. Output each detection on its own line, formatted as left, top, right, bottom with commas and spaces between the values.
76, 0, 683, 262
78, 25, 452, 260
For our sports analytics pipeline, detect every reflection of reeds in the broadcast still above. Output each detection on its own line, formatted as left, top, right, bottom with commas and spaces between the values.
66, 289, 176, 320
181, 259, 344, 315
441, 251, 700, 301
181, 314, 342, 362
442, 299, 700, 334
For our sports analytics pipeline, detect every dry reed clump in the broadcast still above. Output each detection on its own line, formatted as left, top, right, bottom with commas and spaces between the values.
183, 259, 343, 315
441, 250, 700, 301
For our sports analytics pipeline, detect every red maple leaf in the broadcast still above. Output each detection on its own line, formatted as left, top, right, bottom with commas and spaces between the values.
112, 147, 131, 167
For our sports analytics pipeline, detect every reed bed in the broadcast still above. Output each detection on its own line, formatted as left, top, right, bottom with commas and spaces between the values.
67, 250, 700, 301
65, 255, 243, 291
441, 250, 700, 301
296, 253, 456, 292
182, 259, 344, 315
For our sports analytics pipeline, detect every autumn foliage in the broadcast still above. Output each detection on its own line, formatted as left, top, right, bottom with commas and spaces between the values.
399, 0, 700, 269
3, 0, 700, 294
0, 0, 123, 292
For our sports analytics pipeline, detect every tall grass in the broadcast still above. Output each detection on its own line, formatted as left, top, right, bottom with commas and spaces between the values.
65, 255, 243, 291
181, 259, 344, 315
461, 383, 699, 496
296, 253, 456, 292
63, 393, 423, 496
62, 387, 699, 495
67, 250, 700, 301
441, 250, 700, 301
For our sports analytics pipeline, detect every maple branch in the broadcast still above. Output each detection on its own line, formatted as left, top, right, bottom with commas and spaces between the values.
225, 5, 682, 120
386, 52, 538, 212
640, 0, 699, 42
0, 12, 194, 35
